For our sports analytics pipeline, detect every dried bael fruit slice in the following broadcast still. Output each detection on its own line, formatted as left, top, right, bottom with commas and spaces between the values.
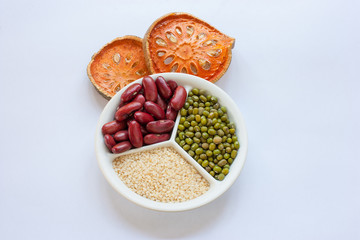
143, 13, 235, 83
87, 36, 150, 100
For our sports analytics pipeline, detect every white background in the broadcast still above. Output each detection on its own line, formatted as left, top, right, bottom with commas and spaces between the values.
0, 0, 359, 239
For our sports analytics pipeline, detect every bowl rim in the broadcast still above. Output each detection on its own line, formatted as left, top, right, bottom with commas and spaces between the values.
95, 72, 248, 212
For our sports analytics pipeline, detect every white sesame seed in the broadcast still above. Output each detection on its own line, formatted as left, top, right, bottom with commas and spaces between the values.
112, 147, 209, 203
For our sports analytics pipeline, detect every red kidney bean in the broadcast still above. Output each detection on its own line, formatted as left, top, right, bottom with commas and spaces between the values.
126, 116, 135, 126
140, 125, 148, 135
128, 121, 143, 148
165, 105, 178, 121
104, 134, 116, 151
102, 120, 126, 135
156, 95, 167, 111
113, 130, 129, 142
115, 101, 142, 121
144, 133, 171, 145
132, 94, 145, 105
121, 83, 142, 102
169, 86, 187, 111
117, 101, 126, 111
167, 80, 178, 93
134, 111, 154, 125
142, 76, 158, 102
112, 141, 132, 154
146, 120, 175, 133
144, 101, 165, 119
155, 76, 172, 99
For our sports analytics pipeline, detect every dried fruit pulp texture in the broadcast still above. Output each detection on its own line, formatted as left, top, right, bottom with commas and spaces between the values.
90, 38, 149, 99
147, 14, 234, 82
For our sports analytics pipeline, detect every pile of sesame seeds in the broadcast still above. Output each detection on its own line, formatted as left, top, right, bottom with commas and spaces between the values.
112, 147, 209, 203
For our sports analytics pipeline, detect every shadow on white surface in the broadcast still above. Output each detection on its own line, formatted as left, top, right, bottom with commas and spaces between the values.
104, 181, 229, 238
86, 78, 109, 112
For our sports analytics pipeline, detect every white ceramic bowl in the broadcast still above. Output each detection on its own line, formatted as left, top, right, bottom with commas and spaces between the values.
95, 73, 248, 212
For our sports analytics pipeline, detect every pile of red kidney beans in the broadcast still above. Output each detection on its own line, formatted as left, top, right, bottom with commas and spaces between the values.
101, 76, 187, 154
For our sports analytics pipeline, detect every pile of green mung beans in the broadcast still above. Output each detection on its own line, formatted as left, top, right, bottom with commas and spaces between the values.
175, 88, 239, 181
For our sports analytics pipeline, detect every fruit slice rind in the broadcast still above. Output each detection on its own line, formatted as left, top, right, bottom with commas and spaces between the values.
87, 35, 149, 100
143, 12, 235, 83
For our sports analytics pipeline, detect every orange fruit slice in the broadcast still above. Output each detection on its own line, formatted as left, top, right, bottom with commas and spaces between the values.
143, 13, 235, 83
87, 36, 150, 100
